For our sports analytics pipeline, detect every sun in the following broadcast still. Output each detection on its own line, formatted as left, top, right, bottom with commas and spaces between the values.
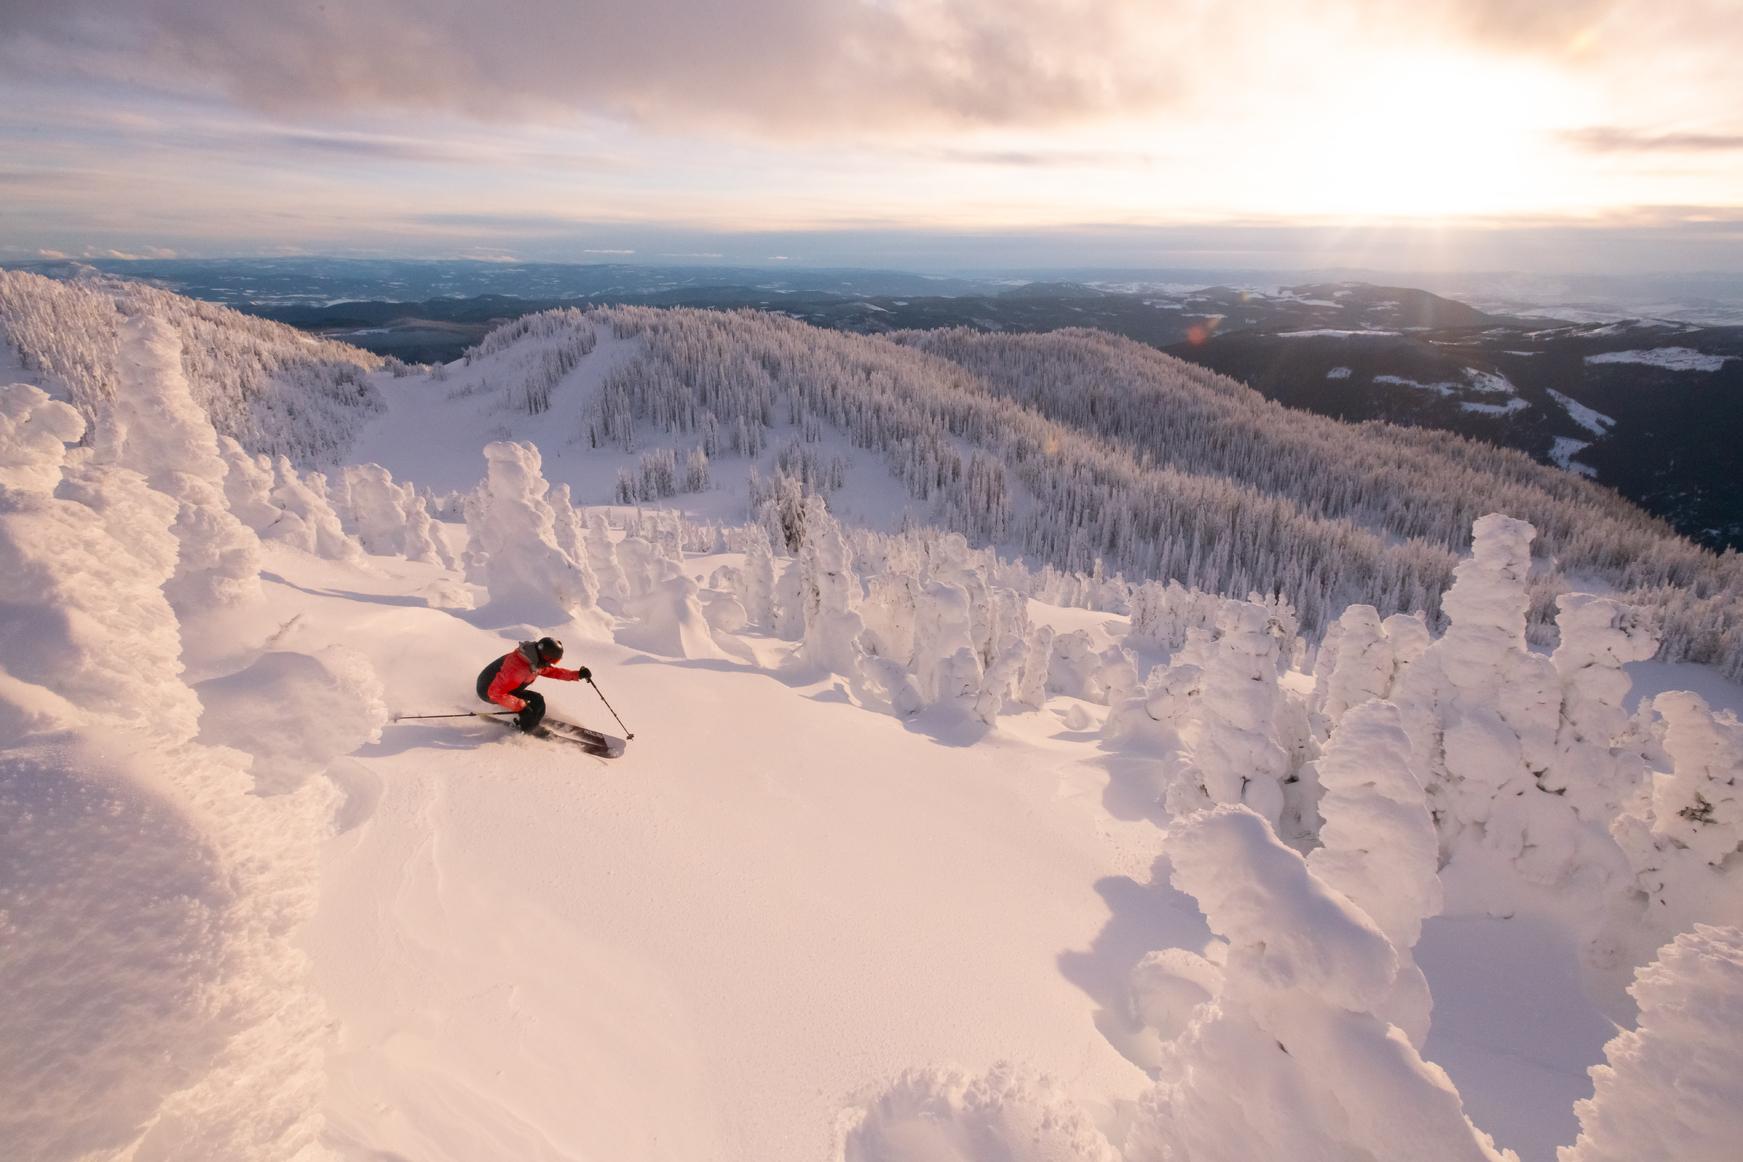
1270, 53, 1576, 220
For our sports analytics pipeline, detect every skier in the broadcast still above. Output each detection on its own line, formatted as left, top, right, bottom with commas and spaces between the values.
476, 636, 590, 732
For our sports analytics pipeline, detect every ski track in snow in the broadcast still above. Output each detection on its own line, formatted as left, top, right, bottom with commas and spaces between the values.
265, 547, 1165, 1161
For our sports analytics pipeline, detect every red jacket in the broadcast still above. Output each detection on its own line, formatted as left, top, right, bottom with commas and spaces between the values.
487, 645, 582, 712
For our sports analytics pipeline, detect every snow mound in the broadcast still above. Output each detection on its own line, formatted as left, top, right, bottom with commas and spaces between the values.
0, 384, 84, 492
840, 1063, 1118, 1162
195, 648, 389, 794
1562, 925, 1743, 1162
616, 573, 730, 660
0, 742, 229, 1160
1131, 805, 1516, 1162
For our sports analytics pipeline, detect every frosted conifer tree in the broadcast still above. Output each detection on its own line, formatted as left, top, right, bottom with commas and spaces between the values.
913, 581, 982, 713
466, 440, 596, 623
215, 436, 281, 532
1128, 805, 1516, 1162
585, 512, 628, 608
97, 315, 261, 613
266, 456, 361, 561
1391, 515, 1564, 878
0, 383, 192, 739
738, 525, 778, 629
795, 501, 867, 680
1153, 602, 1294, 826
1305, 699, 1443, 1046
1609, 693, 1743, 955
1561, 925, 1743, 1162
1543, 594, 1658, 824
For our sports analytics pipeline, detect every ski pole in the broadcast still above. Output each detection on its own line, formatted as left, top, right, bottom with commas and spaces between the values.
587, 679, 636, 739
394, 710, 515, 721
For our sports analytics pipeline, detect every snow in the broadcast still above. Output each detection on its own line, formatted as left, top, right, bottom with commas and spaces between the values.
1464, 369, 1518, 395
9, 298, 1743, 1162
1547, 390, 1614, 437
1131, 805, 1515, 1162
1584, 348, 1736, 373
296, 555, 1158, 1161
1562, 925, 1743, 1162
1375, 374, 1459, 395
1549, 437, 1596, 477
1276, 328, 1403, 338
1461, 398, 1529, 416
1326, 366, 1352, 379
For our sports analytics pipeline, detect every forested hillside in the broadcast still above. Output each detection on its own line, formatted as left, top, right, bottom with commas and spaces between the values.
0, 271, 383, 463
583, 307, 1743, 673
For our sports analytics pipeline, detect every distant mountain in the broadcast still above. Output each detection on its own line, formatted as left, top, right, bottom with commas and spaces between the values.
10, 258, 1742, 549
6, 256, 1001, 305
225, 279, 1743, 551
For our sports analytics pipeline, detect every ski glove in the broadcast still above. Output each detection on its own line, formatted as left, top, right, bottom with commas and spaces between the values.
577, 666, 592, 681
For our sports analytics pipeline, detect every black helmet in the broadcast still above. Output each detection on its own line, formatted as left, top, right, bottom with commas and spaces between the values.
536, 636, 564, 664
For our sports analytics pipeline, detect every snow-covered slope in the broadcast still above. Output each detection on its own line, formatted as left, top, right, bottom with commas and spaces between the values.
345, 305, 1743, 677
5, 296, 1743, 1162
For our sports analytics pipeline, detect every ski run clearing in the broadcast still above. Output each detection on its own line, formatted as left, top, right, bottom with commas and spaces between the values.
3, 281, 1743, 1162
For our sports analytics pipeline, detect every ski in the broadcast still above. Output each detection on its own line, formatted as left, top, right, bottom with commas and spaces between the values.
472, 711, 628, 759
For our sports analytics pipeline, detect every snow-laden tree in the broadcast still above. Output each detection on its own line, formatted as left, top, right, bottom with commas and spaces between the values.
215, 436, 281, 532
1305, 699, 1443, 1046
544, 483, 599, 596
340, 463, 448, 565
912, 580, 982, 715
1609, 693, 1743, 954
617, 573, 728, 660
1127, 805, 1516, 1162
1391, 515, 1563, 863
265, 455, 362, 561
466, 440, 597, 624
1047, 630, 1126, 704
1146, 602, 1295, 825
0, 383, 192, 739
737, 525, 778, 630
94, 315, 261, 613
793, 500, 867, 681
0, 377, 343, 1158
0, 381, 86, 492
972, 589, 1036, 725
1561, 925, 1743, 1162
1013, 622, 1054, 710
614, 534, 662, 602
584, 511, 627, 608
0, 269, 382, 463
1309, 604, 1430, 738
1543, 594, 1659, 824
575, 303, 1743, 677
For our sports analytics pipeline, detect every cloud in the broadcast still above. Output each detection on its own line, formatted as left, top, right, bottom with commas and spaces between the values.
35, 248, 68, 259
927, 146, 1158, 168
80, 246, 178, 259
0, 0, 1180, 135
1560, 126, 1743, 154
262, 129, 480, 164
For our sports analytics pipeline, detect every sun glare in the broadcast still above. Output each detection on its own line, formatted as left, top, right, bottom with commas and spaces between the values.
1270, 54, 1573, 220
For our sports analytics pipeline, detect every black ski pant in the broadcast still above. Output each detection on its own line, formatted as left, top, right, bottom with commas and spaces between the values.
476, 661, 546, 732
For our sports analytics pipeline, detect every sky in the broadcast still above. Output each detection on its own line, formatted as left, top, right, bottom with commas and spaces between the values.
2, 0, 1741, 273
